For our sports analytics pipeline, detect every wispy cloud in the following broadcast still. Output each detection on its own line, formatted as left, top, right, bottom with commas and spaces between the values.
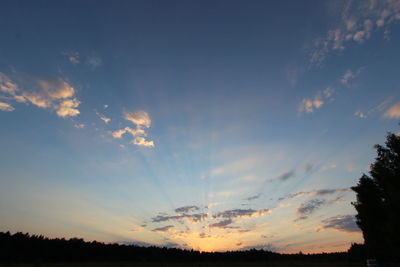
112, 110, 154, 147
354, 98, 393, 119
318, 215, 360, 233
0, 101, 14, 111
211, 157, 259, 177
310, 1, 400, 65
279, 188, 350, 201
384, 102, 400, 118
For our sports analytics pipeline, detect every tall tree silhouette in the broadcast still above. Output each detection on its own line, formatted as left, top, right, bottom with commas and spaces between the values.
352, 132, 400, 260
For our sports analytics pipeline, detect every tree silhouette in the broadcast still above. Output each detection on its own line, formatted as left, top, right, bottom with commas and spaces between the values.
0, 231, 354, 263
352, 132, 400, 260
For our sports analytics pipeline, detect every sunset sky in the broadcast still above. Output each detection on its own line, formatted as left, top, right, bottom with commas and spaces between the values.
1, 0, 400, 253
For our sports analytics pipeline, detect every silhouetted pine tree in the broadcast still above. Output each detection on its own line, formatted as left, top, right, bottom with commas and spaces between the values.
352, 132, 400, 261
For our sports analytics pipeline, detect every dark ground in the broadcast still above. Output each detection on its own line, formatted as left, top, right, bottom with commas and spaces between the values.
0, 262, 365, 267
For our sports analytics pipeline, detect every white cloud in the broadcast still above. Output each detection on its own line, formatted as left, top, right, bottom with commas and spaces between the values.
87, 56, 102, 68
13, 95, 26, 103
354, 110, 367, 119
124, 111, 152, 128
341, 70, 354, 85
320, 163, 337, 171
0, 72, 18, 95
384, 103, 400, 118
0, 101, 14, 111
0, 75, 81, 117
132, 136, 155, 147
299, 96, 323, 113
74, 123, 85, 129
23, 79, 81, 117
299, 87, 336, 114
323, 87, 335, 98
112, 126, 146, 138
112, 110, 155, 147
62, 51, 80, 64
310, 1, 400, 65
112, 128, 127, 138
37, 79, 75, 99
299, 93, 327, 114
22, 92, 52, 108
340, 68, 363, 86
96, 111, 111, 124
211, 157, 259, 177
56, 98, 80, 117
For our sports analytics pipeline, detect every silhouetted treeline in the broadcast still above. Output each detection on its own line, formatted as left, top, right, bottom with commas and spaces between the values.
0, 232, 364, 263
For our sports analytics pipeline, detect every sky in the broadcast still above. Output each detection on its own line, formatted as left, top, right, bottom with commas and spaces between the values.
0, 0, 400, 254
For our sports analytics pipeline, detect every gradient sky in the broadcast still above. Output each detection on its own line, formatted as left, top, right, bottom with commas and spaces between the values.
1, 0, 400, 253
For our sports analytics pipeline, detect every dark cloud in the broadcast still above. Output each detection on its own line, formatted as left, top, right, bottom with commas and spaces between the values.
244, 194, 261, 201
279, 188, 350, 201
304, 162, 314, 173
175, 205, 200, 213
209, 219, 235, 229
213, 208, 270, 219
277, 170, 295, 181
152, 213, 207, 223
296, 199, 326, 220
319, 215, 360, 233
261, 234, 274, 239
199, 232, 211, 238
151, 225, 174, 232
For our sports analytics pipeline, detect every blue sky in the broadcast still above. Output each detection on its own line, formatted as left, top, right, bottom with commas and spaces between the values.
1, 0, 400, 253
